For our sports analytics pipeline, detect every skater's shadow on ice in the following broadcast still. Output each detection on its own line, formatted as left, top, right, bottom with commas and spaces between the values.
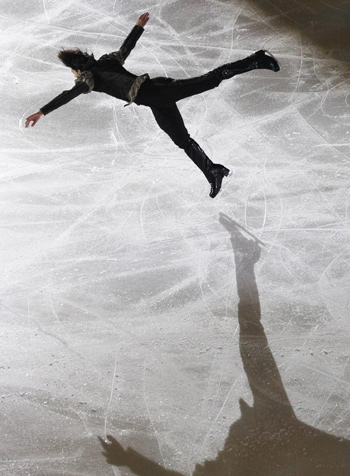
99, 213, 350, 475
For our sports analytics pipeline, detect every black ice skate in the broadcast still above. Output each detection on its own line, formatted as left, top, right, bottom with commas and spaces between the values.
208, 164, 231, 198
215, 49, 280, 80
253, 49, 280, 72
184, 138, 231, 198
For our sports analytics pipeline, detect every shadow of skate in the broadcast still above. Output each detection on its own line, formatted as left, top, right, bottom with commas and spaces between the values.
99, 213, 350, 475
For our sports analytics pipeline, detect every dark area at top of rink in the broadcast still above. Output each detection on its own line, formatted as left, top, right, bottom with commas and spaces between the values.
243, 0, 349, 64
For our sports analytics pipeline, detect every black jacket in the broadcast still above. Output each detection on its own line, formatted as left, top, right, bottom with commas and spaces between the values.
40, 25, 148, 115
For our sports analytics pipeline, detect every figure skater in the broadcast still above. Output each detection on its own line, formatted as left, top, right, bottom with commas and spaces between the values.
25, 12, 280, 198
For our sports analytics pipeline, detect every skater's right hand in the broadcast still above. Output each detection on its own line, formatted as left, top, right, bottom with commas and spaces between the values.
135, 12, 150, 28
25, 111, 43, 128
98, 435, 127, 466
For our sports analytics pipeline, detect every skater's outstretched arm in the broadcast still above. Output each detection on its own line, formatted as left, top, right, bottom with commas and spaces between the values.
108, 13, 150, 63
99, 435, 184, 476
25, 81, 89, 127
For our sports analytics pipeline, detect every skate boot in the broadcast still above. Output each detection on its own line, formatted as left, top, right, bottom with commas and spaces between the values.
184, 138, 231, 198
215, 50, 280, 80
207, 164, 231, 198
253, 50, 280, 72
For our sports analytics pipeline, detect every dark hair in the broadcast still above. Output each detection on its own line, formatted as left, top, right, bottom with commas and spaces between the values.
57, 48, 95, 71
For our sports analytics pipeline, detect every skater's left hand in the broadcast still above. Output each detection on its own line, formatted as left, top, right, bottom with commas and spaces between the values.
25, 111, 43, 128
135, 12, 150, 28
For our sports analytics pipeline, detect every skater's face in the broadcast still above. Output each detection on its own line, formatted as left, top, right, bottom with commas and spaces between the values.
71, 68, 81, 77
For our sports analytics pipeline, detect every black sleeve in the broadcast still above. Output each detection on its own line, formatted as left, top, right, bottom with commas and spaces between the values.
40, 81, 89, 116
109, 25, 144, 63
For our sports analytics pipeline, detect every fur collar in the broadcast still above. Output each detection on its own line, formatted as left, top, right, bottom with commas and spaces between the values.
75, 70, 94, 93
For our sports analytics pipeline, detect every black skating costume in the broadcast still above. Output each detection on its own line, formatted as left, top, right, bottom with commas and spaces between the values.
40, 25, 279, 198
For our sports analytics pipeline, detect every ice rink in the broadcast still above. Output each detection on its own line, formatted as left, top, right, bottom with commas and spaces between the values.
2, 0, 350, 474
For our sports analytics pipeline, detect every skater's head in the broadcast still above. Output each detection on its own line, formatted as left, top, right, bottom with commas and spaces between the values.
58, 48, 96, 74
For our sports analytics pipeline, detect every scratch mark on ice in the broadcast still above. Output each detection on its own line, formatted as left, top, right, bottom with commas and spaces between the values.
104, 355, 119, 436
142, 362, 166, 466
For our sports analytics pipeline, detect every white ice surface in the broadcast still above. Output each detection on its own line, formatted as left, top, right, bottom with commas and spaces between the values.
1, 0, 350, 475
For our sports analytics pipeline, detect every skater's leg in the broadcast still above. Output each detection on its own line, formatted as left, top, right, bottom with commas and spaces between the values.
151, 105, 229, 198
136, 49, 279, 105
150, 104, 191, 150
151, 105, 212, 177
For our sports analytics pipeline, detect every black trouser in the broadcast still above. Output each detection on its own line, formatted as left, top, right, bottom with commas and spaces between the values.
134, 72, 221, 149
